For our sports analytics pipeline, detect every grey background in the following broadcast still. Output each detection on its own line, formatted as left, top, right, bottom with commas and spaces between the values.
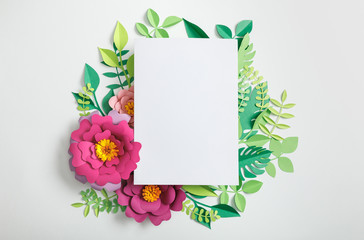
0, 0, 363, 239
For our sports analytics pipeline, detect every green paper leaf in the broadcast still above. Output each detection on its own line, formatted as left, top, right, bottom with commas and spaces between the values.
242, 180, 263, 194
84, 64, 100, 91
276, 124, 290, 129
238, 119, 243, 139
235, 20, 253, 37
162, 16, 182, 28
265, 162, 276, 177
269, 139, 282, 157
216, 24, 232, 39
270, 98, 282, 107
72, 92, 97, 110
281, 137, 298, 153
282, 103, 296, 109
126, 54, 134, 78
102, 89, 115, 115
147, 8, 159, 27
71, 203, 84, 208
136, 23, 149, 37
101, 189, 108, 198
238, 34, 255, 69
245, 134, 270, 147
219, 192, 229, 204
238, 146, 271, 181
182, 185, 217, 197
114, 21, 128, 51
99, 48, 119, 67
211, 204, 240, 218
182, 18, 209, 38
271, 134, 284, 141
106, 84, 121, 90
84, 205, 90, 217
278, 157, 294, 173
103, 72, 118, 78
259, 123, 270, 135
234, 193, 246, 212
155, 28, 169, 38
280, 113, 295, 119
281, 90, 287, 102
94, 206, 100, 217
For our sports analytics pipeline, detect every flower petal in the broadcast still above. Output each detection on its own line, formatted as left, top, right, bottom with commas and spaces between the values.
139, 198, 161, 212
75, 164, 99, 183
170, 189, 186, 211
148, 211, 171, 226
131, 195, 147, 214
71, 119, 91, 142
160, 186, 176, 205
116, 188, 131, 206
94, 130, 111, 142
83, 124, 102, 142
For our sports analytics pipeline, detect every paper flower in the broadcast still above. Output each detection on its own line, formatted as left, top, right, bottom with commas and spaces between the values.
69, 110, 141, 192
116, 176, 186, 226
109, 86, 134, 127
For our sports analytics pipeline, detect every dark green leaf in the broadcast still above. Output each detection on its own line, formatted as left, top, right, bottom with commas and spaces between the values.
103, 72, 118, 78
216, 25, 232, 39
211, 204, 240, 218
238, 146, 272, 180
106, 84, 121, 90
182, 18, 209, 38
84, 64, 100, 91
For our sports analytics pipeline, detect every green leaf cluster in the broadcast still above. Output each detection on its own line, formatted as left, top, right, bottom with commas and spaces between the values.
216, 20, 253, 49
182, 200, 220, 228
71, 188, 125, 217
72, 83, 96, 116
136, 9, 182, 38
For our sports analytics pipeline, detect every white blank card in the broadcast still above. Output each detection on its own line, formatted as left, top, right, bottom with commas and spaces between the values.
134, 38, 238, 185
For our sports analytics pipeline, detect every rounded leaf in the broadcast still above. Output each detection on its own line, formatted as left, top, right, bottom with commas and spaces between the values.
242, 180, 263, 194
281, 137, 298, 153
182, 185, 217, 197
216, 24, 232, 39
162, 16, 182, 28
278, 157, 294, 173
219, 192, 229, 204
235, 20, 253, 37
245, 134, 270, 147
265, 162, 276, 178
84, 64, 100, 90
155, 28, 169, 38
281, 90, 287, 102
147, 8, 159, 27
99, 48, 119, 67
234, 193, 246, 212
136, 23, 149, 36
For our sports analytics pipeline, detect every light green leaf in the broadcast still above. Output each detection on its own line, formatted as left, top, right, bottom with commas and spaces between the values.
101, 189, 108, 198
99, 48, 119, 67
216, 24, 233, 39
182, 18, 209, 38
84, 205, 90, 217
245, 134, 270, 147
219, 192, 229, 204
281, 90, 287, 102
155, 28, 169, 38
269, 139, 282, 157
242, 180, 263, 194
280, 113, 295, 119
276, 124, 290, 129
269, 107, 280, 115
271, 134, 284, 141
270, 99, 282, 107
282, 103, 296, 109
182, 185, 217, 197
162, 16, 182, 28
136, 23, 149, 37
114, 21, 128, 51
94, 206, 100, 217
281, 137, 298, 153
278, 157, 294, 173
147, 8, 159, 27
265, 162, 276, 177
234, 193, 246, 212
126, 54, 134, 78
235, 20, 253, 37
263, 115, 275, 125
71, 203, 84, 208
84, 64, 100, 91
259, 123, 270, 135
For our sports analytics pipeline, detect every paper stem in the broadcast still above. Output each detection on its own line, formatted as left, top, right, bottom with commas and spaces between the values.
270, 105, 282, 135
115, 67, 124, 89
118, 53, 131, 88
185, 193, 212, 209
93, 92, 105, 116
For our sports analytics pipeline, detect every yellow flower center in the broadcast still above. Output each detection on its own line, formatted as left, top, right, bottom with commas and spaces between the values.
95, 139, 119, 162
142, 185, 161, 202
124, 102, 134, 116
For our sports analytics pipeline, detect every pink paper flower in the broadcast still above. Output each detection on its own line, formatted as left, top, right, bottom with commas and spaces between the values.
109, 86, 134, 127
69, 111, 141, 192
116, 176, 186, 226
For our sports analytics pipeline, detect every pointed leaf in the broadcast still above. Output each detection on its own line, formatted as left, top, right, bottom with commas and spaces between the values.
183, 18, 209, 38
242, 180, 263, 194
182, 185, 217, 197
103, 72, 118, 78
278, 157, 294, 173
155, 28, 169, 38
84, 205, 90, 217
99, 48, 119, 67
282, 103, 296, 109
114, 21, 128, 51
281, 90, 287, 102
219, 192, 229, 204
84, 64, 100, 90
162, 16, 182, 28
234, 193, 246, 212
216, 24, 232, 39
211, 204, 240, 218
235, 20, 253, 37
71, 203, 84, 208
136, 23, 149, 37
245, 134, 270, 147
147, 8, 159, 27
265, 162, 276, 177
126, 54, 134, 78
281, 137, 298, 153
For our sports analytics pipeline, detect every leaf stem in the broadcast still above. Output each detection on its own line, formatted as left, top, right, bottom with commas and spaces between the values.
117, 54, 131, 88
115, 67, 124, 89
185, 193, 212, 209
270, 105, 282, 135
92, 92, 105, 116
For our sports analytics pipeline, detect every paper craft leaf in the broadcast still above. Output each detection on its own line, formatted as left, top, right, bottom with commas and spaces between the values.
71, 203, 84, 208
147, 8, 159, 27
239, 86, 260, 136
136, 23, 149, 37
183, 18, 209, 38
99, 48, 119, 67
162, 16, 182, 28
265, 162, 276, 177
106, 84, 121, 90
238, 146, 272, 181
155, 28, 169, 38
219, 192, 229, 204
281, 137, 298, 153
182, 185, 218, 197
72, 92, 97, 110
234, 193, 246, 212
238, 34, 255, 69
216, 25, 233, 39
102, 89, 115, 115
114, 21, 128, 51
84, 64, 100, 91
245, 134, 270, 147
242, 180, 263, 194
269, 139, 282, 157
235, 20, 253, 37
126, 54, 134, 78
211, 204, 240, 218
278, 157, 294, 173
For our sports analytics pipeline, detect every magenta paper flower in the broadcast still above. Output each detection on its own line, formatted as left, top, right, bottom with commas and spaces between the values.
69, 111, 141, 192
116, 176, 186, 226
109, 86, 134, 128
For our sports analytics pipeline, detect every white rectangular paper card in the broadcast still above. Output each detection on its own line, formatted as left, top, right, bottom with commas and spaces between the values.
134, 38, 238, 185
